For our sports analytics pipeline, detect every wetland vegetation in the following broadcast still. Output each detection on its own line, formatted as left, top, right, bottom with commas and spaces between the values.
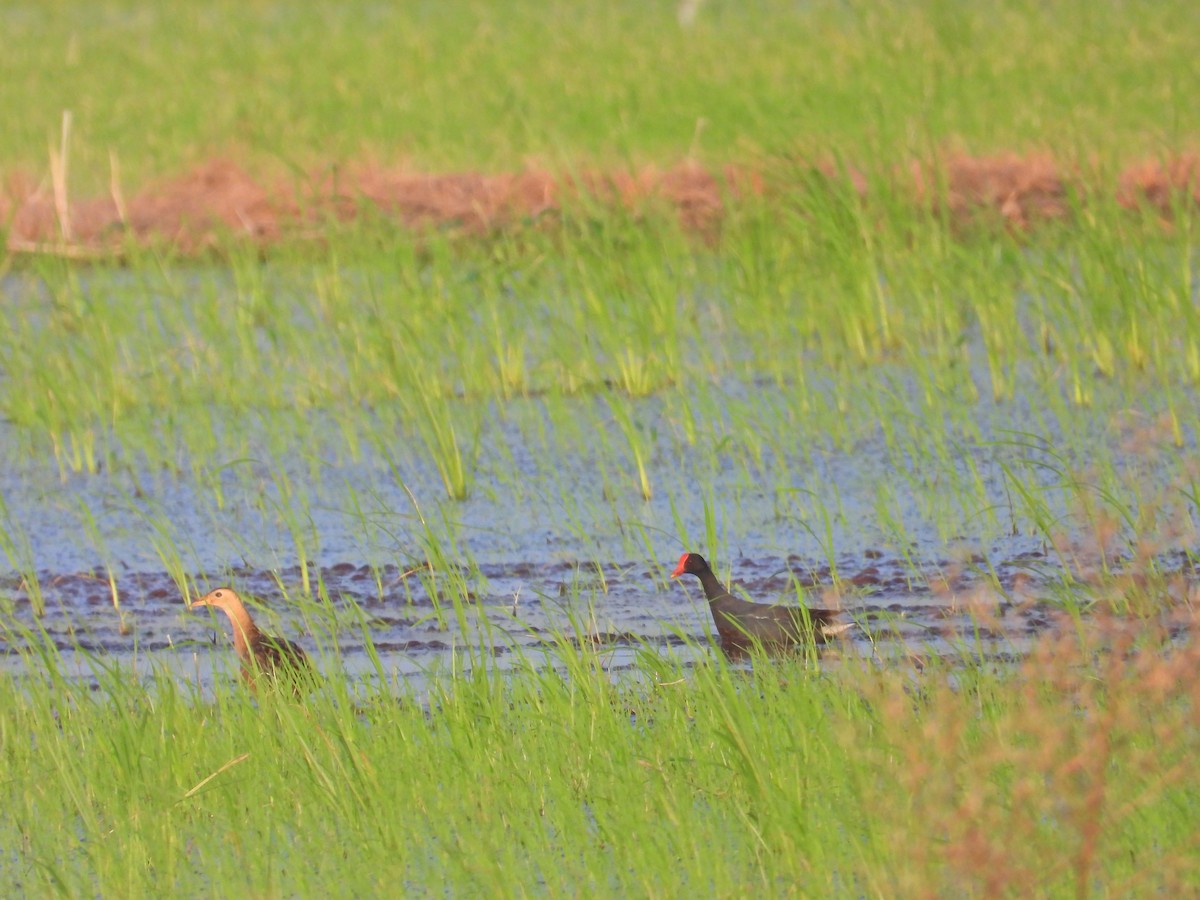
1, 0, 1198, 894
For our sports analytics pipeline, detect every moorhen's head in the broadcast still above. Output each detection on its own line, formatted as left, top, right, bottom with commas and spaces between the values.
190, 587, 241, 612
670, 552, 710, 578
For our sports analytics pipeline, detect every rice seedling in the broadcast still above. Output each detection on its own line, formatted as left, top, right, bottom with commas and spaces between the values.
0, 493, 45, 617
606, 392, 655, 501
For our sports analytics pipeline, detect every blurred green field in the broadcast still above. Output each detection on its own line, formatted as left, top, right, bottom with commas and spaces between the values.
1, 0, 1195, 191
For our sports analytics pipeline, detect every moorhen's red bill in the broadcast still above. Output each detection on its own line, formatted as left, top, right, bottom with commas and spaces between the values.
670, 552, 853, 648
191, 587, 313, 695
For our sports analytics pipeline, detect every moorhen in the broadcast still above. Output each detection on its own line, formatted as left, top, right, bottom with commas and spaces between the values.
670, 552, 853, 648
191, 587, 313, 694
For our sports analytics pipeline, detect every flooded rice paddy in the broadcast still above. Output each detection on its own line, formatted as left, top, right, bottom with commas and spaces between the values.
1, 265, 1197, 690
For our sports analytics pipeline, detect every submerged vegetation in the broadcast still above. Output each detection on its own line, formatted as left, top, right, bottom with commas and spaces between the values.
0, 0, 1198, 894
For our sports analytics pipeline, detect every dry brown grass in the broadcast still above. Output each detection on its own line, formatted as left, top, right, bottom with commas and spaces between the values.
2, 151, 1197, 257
848, 609, 1200, 896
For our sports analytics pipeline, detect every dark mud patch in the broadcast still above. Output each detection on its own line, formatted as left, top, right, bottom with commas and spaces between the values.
4, 152, 1198, 258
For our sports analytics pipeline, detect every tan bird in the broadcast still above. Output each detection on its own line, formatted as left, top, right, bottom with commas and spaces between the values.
191, 587, 313, 694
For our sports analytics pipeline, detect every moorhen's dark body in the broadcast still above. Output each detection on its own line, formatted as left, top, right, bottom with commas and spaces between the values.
671, 553, 852, 648
191, 587, 313, 694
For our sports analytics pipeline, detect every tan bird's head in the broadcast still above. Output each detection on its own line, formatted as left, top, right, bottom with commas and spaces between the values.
190, 587, 246, 614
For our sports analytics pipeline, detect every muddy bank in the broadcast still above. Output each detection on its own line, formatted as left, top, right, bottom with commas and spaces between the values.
3, 152, 1198, 257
